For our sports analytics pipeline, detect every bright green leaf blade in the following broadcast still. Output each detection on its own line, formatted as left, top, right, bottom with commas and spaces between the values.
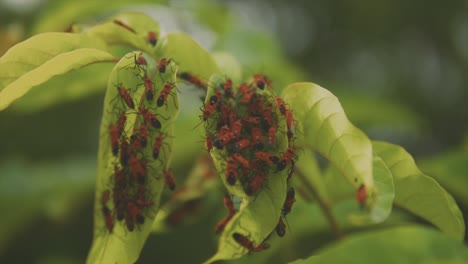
0, 48, 115, 111
373, 141, 465, 240
86, 12, 161, 55
212, 51, 242, 84
418, 149, 468, 207
159, 32, 220, 83
87, 51, 179, 263
290, 226, 468, 264
281, 83, 374, 207
0, 32, 108, 90
11, 63, 113, 111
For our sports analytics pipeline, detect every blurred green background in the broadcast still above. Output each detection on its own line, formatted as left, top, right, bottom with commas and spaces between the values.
1, 0, 467, 263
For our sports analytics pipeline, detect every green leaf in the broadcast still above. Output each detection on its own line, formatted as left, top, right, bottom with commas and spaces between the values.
348, 157, 394, 224
87, 51, 179, 263
0, 32, 108, 90
418, 149, 468, 207
212, 51, 242, 84
204, 74, 290, 263
11, 63, 113, 111
281, 83, 374, 208
373, 141, 465, 240
31, 1, 160, 34
0, 48, 115, 111
158, 32, 221, 83
86, 12, 161, 55
290, 226, 468, 264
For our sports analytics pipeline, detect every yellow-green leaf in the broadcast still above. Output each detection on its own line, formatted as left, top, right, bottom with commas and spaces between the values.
373, 141, 465, 240
0, 48, 115, 111
0, 32, 108, 90
282, 83, 374, 207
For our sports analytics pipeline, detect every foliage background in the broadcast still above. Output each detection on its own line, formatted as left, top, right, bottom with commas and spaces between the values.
0, 0, 467, 263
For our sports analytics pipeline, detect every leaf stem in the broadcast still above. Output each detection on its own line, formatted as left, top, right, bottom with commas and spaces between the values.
294, 166, 344, 240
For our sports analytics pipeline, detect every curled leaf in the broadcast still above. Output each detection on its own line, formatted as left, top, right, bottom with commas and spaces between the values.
87, 51, 179, 263
373, 141, 465, 240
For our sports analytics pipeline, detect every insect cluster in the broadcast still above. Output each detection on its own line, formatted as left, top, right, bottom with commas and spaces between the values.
99, 53, 178, 234
202, 73, 298, 252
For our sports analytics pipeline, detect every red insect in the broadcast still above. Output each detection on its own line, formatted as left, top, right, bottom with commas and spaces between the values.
282, 188, 296, 216
226, 157, 238, 185
275, 96, 287, 115
246, 171, 266, 195
139, 107, 161, 129
201, 90, 222, 121
275, 218, 286, 237
232, 233, 270, 252
138, 124, 149, 147
120, 137, 130, 166
205, 135, 213, 152
153, 133, 164, 159
254, 151, 279, 164
251, 126, 264, 149
179, 72, 207, 89
135, 54, 147, 67
285, 109, 295, 140
267, 126, 276, 147
125, 213, 135, 232
129, 157, 147, 183
136, 184, 153, 208
117, 112, 127, 135
143, 77, 155, 101
219, 103, 232, 125
261, 105, 274, 131
157, 82, 175, 107
157, 58, 171, 74
102, 206, 114, 232
127, 201, 144, 224
253, 74, 271, 90
243, 116, 261, 125
112, 186, 127, 221
356, 184, 367, 207
214, 125, 233, 149
277, 147, 296, 171
113, 19, 136, 33
113, 166, 126, 188
231, 120, 242, 140
222, 78, 233, 97
215, 194, 236, 233
238, 83, 255, 104
232, 139, 251, 153
164, 170, 177, 191
232, 153, 250, 169
101, 190, 110, 205
109, 125, 120, 156
147, 31, 158, 46
116, 85, 135, 109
